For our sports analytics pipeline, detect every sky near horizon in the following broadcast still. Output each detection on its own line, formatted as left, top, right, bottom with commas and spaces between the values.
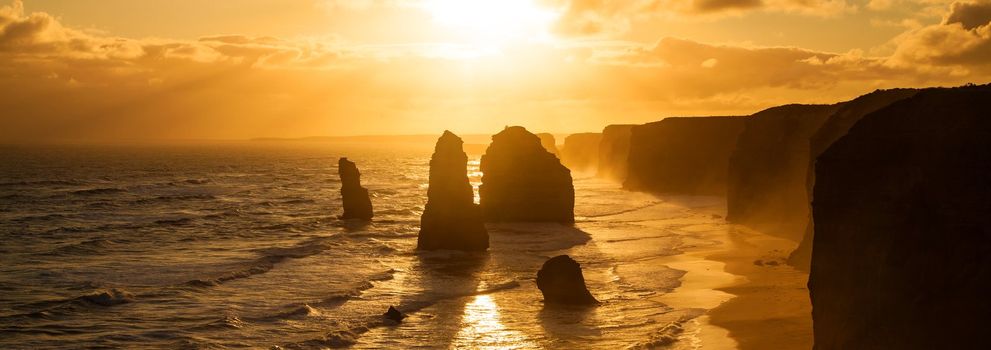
1, 0, 990, 142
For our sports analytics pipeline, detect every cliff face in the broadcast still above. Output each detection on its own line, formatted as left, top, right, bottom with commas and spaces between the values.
417, 131, 489, 251
624, 117, 747, 195
560, 133, 602, 174
787, 88, 919, 270
597, 124, 635, 182
809, 84, 991, 349
479, 126, 575, 223
536, 133, 560, 155
726, 104, 840, 241
338, 157, 373, 220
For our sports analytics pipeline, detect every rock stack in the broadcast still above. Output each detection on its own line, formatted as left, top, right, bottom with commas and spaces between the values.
479, 126, 574, 223
338, 157, 373, 220
560, 132, 602, 173
417, 131, 489, 251
536, 255, 598, 305
809, 84, 991, 349
536, 133, 559, 155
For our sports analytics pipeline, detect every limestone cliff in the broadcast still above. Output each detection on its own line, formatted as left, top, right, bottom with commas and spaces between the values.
418, 131, 489, 251
809, 84, 991, 349
597, 124, 635, 182
560, 132, 602, 174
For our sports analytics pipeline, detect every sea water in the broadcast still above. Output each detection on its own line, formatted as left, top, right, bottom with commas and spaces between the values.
0, 142, 731, 349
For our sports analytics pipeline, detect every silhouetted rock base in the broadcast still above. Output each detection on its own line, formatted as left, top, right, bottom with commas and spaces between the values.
536, 255, 598, 305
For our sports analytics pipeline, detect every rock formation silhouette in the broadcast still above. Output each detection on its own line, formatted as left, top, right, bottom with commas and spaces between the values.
536, 133, 559, 155
787, 88, 918, 270
726, 104, 840, 241
597, 124, 635, 182
809, 84, 991, 349
624, 117, 747, 195
338, 157, 373, 220
417, 131, 489, 251
536, 255, 598, 305
479, 126, 574, 223
383, 305, 406, 323
560, 132, 602, 174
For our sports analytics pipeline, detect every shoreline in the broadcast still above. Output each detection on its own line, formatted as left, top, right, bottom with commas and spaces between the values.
649, 195, 813, 349
706, 226, 812, 349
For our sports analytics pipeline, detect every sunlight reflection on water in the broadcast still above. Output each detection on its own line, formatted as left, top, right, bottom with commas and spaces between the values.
452, 294, 534, 350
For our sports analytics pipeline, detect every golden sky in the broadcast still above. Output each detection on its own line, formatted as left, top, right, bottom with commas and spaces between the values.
2, 0, 990, 142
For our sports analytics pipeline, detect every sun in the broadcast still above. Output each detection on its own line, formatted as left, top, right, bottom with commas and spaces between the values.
421, 0, 559, 45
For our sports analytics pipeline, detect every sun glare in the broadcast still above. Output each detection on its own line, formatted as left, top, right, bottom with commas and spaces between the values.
421, 0, 558, 46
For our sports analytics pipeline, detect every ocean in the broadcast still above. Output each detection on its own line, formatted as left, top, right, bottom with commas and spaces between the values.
0, 142, 732, 349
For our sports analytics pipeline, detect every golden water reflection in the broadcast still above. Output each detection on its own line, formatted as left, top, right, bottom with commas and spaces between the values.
451, 294, 533, 349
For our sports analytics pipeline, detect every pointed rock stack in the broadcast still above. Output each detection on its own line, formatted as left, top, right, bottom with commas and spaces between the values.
338, 157, 373, 220
417, 131, 489, 251
536, 255, 598, 305
479, 126, 574, 223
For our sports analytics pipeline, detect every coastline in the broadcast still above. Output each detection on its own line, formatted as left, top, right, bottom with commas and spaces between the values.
706, 227, 813, 349
649, 195, 813, 349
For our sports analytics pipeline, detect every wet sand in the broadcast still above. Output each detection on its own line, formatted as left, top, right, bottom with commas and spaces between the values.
650, 195, 813, 349
706, 228, 813, 349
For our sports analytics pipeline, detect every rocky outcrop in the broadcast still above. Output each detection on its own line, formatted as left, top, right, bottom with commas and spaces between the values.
383, 305, 406, 323
624, 117, 747, 195
417, 131, 489, 251
560, 133, 602, 174
338, 157, 373, 220
479, 126, 574, 223
597, 124, 635, 182
536, 255, 598, 305
787, 88, 918, 270
726, 104, 840, 241
809, 84, 991, 349
536, 133, 559, 155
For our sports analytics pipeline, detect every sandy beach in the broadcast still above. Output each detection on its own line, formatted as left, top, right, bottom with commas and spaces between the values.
647, 195, 813, 349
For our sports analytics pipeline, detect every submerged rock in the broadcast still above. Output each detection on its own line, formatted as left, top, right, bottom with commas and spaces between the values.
809, 84, 991, 349
560, 132, 602, 174
536, 255, 598, 305
479, 126, 574, 223
624, 117, 747, 195
383, 305, 405, 323
597, 124, 635, 182
338, 157, 373, 220
417, 131, 489, 251
787, 88, 918, 270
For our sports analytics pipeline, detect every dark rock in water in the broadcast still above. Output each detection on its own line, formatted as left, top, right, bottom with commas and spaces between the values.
597, 124, 635, 182
338, 157, 373, 220
417, 131, 489, 251
787, 88, 918, 270
536, 255, 598, 305
624, 117, 747, 195
560, 132, 602, 174
479, 126, 574, 223
536, 133, 559, 155
726, 104, 840, 241
383, 305, 405, 322
809, 84, 991, 350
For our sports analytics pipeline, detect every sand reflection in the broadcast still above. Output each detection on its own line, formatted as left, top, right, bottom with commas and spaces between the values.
451, 294, 533, 349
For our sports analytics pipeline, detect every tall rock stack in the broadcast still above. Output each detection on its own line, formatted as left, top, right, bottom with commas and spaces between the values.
536, 133, 559, 155
560, 132, 602, 174
338, 157, 373, 220
809, 84, 991, 349
417, 131, 489, 251
479, 126, 575, 223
